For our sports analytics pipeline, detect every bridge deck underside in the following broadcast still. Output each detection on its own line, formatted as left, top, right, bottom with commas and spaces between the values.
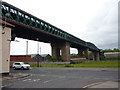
1, 17, 97, 52
14, 25, 61, 43
6, 20, 85, 49
3, 20, 85, 48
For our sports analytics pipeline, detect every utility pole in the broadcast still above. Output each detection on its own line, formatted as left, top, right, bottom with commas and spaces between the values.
26, 41, 28, 63
36, 38, 39, 67
37, 42, 39, 54
40, 47, 41, 54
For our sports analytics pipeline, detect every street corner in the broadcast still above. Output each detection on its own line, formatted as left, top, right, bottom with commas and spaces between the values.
2, 73, 32, 81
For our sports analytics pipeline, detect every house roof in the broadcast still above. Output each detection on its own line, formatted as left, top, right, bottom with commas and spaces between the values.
10, 54, 51, 58
40, 54, 50, 57
30, 54, 51, 58
30, 54, 39, 58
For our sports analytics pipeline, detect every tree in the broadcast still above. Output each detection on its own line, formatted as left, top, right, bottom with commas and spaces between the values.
102, 48, 120, 52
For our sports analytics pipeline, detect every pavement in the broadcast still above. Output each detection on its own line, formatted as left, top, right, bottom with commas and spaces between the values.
1, 73, 31, 88
1, 73, 31, 82
83, 81, 119, 88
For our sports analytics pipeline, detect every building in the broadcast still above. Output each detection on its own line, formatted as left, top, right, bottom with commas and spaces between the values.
41, 54, 51, 60
10, 55, 31, 62
10, 55, 38, 67
10, 54, 51, 64
31, 54, 51, 61
31, 54, 43, 60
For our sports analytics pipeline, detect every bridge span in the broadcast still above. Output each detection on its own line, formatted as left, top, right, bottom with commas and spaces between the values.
0, 1, 100, 74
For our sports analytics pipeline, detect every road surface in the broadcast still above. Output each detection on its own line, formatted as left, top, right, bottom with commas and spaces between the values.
2, 68, 119, 88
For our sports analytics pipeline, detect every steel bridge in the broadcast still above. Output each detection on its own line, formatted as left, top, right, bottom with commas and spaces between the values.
0, 1, 100, 74
1, 1, 99, 51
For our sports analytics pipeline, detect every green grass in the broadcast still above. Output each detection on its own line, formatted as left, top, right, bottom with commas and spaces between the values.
30, 61, 120, 68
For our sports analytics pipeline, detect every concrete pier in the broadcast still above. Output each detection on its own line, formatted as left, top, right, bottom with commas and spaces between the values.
78, 48, 84, 57
61, 42, 70, 61
51, 42, 70, 61
84, 48, 89, 59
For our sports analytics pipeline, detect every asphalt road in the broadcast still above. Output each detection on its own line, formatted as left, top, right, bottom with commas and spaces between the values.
3, 68, 119, 88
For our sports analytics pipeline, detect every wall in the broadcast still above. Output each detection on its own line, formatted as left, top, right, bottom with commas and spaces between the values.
10, 55, 38, 67
0, 26, 11, 74
104, 52, 120, 58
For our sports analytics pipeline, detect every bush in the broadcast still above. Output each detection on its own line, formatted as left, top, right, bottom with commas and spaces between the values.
48, 58, 64, 62
71, 54, 77, 56
48, 58, 57, 62
39, 65, 42, 67
64, 64, 72, 67
102, 48, 120, 52
57, 57, 64, 62
70, 60, 76, 64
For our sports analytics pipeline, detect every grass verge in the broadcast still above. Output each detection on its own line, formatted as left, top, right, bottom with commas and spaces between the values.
30, 61, 120, 68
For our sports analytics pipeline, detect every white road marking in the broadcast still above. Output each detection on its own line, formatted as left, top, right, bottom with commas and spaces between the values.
33, 80, 37, 82
43, 76, 66, 83
22, 79, 40, 82
22, 79, 31, 82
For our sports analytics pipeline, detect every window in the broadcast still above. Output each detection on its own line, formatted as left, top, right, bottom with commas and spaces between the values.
14, 63, 20, 65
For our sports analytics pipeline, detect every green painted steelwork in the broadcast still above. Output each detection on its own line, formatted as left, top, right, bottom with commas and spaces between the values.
1, 1, 99, 51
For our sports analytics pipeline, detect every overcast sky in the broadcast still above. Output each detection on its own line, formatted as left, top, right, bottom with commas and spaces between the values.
3, 0, 119, 55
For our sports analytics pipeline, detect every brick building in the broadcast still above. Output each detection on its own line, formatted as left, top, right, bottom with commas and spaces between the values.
10, 54, 51, 66
10, 55, 38, 66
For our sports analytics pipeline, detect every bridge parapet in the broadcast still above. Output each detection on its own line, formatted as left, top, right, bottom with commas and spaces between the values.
1, 1, 99, 51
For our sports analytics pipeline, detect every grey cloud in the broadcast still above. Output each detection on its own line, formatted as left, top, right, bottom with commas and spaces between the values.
82, 1, 118, 49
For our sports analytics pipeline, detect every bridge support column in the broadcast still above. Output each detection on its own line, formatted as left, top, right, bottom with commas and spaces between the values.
61, 42, 70, 61
92, 51, 95, 61
51, 42, 70, 61
51, 44, 60, 59
0, 26, 11, 74
96, 52, 100, 61
84, 48, 89, 60
78, 48, 84, 57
